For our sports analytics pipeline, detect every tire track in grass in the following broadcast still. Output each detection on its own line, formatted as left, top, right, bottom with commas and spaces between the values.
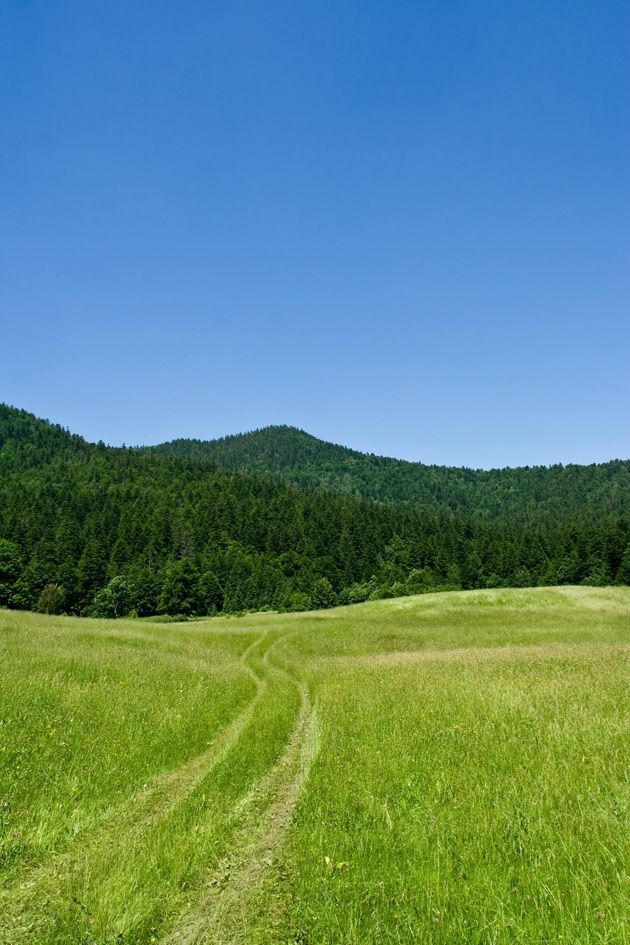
0, 632, 271, 924
160, 647, 320, 945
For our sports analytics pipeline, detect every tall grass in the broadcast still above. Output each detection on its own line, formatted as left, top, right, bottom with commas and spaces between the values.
1, 586, 628, 944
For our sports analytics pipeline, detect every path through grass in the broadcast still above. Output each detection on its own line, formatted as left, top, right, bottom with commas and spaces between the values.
1, 587, 628, 943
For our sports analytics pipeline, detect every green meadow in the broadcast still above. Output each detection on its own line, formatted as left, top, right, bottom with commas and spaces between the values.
1, 586, 628, 944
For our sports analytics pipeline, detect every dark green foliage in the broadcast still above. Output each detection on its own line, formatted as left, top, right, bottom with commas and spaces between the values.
0, 538, 23, 608
92, 575, 138, 618
158, 559, 202, 616
310, 577, 336, 610
1, 404, 629, 618
614, 543, 630, 585
37, 583, 66, 614
151, 425, 630, 526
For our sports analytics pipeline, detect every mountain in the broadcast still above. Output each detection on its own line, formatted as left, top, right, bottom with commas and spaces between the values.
1, 404, 629, 619
150, 425, 630, 526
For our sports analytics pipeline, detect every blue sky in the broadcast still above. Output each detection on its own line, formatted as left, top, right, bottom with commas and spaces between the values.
1, 1, 628, 468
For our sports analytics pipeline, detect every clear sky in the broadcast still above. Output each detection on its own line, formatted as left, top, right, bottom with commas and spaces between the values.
1, 1, 628, 468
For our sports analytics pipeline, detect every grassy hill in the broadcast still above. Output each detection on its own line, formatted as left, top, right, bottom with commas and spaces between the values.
1, 587, 628, 943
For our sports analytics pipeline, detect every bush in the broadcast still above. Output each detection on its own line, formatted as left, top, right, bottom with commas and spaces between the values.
37, 583, 66, 615
92, 576, 138, 619
310, 577, 337, 609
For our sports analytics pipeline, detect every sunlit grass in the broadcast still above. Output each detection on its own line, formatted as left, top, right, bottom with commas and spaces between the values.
273, 646, 628, 943
0, 612, 256, 876
1, 586, 628, 943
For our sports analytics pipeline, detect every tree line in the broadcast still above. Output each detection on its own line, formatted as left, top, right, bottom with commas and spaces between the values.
1, 404, 629, 619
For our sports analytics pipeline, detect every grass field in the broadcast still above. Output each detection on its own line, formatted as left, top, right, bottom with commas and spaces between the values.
1, 586, 628, 944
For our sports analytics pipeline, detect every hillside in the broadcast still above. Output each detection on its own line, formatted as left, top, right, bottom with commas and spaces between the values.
1, 403, 629, 618
1, 588, 629, 942
151, 425, 630, 525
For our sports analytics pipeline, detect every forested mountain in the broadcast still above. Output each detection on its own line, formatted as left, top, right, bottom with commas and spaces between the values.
151, 426, 630, 526
1, 404, 629, 619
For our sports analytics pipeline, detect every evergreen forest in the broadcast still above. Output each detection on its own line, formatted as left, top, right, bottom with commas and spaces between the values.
1, 404, 629, 618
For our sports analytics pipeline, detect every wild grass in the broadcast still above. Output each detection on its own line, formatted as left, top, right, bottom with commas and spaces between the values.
1, 587, 628, 943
